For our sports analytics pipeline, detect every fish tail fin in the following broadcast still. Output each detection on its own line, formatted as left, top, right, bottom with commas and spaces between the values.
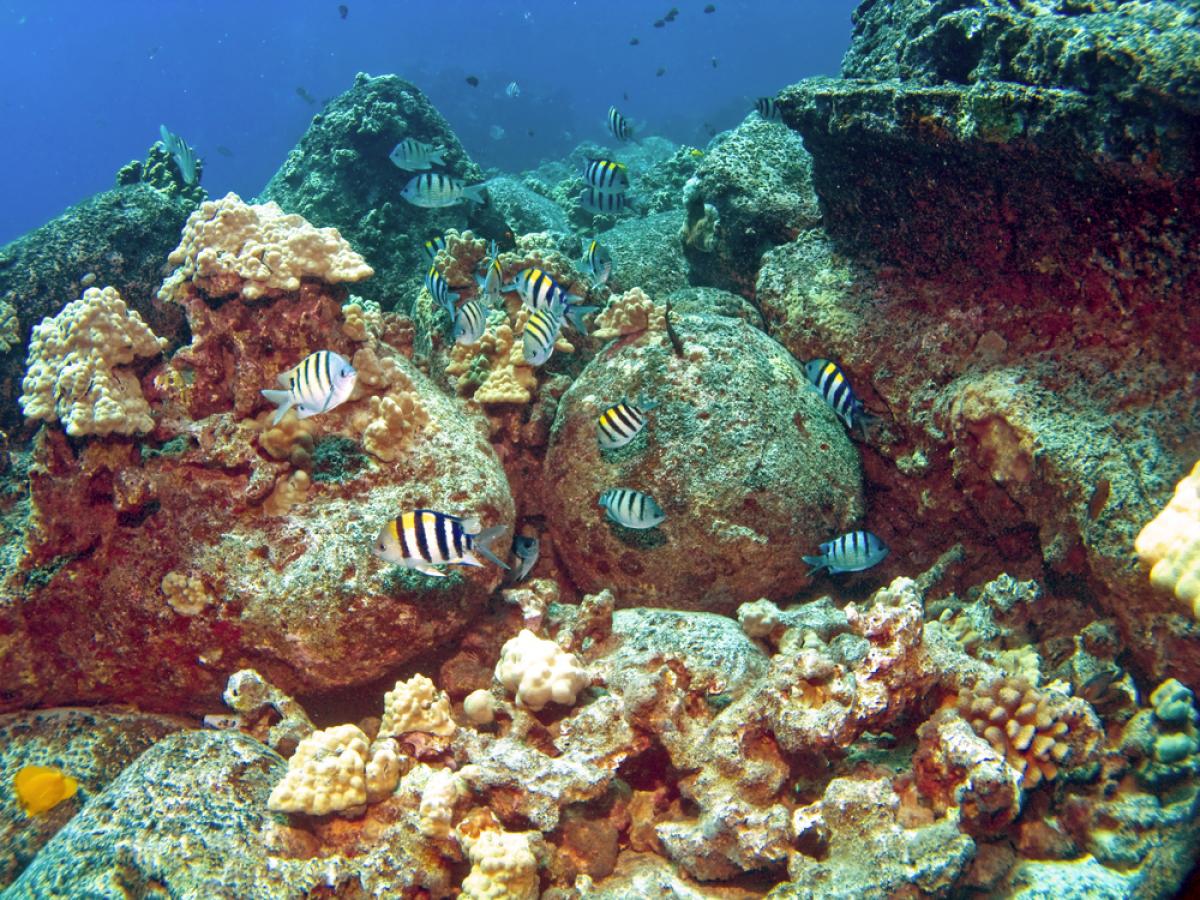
261, 389, 294, 426
802, 555, 827, 577
461, 182, 488, 205
471, 525, 510, 569
429, 148, 447, 166
566, 304, 598, 336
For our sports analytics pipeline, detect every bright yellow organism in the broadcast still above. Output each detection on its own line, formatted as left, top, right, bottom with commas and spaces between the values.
14, 765, 79, 816
1136, 460, 1200, 618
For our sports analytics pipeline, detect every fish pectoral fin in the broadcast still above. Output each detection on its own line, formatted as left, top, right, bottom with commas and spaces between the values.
412, 561, 448, 578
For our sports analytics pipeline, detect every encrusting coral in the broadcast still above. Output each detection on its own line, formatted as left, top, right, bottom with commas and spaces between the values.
379, 674, 457, 738
459, 828, 540, 900
160, 571, 213, 616
20, 286, 167, 437
590, 286, 667, 341
256, 410, 316, 467
262, 469, 311, 516
355, 393, 431, 462
495, 629, 590, 712
157, 192, 373, 303
268, 724, 374, 815
1136, 460, 1200, 618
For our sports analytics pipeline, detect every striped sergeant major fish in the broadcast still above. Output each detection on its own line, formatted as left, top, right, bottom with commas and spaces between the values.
400, 172, 487, 208
581, 187, 630, 215
581, 238, 612, 288
453, 298, 487, 345
597, 398, 655, 450
159, 124, 198, 184
261, 350, 357, 426
506, 267, 597, 335
388, 138, 447, 171
803, 530, 888, 576
426, 265, 460, 315
607, 105, 636, 141
804, 358, 867, 437
755, 96, 782, 122
372, 509, 508, 578
476, 239, 504, 304
582, 159, 630, 191
421, 235, 448, 263
521, 301, 566, 366
599, 487, 666, 529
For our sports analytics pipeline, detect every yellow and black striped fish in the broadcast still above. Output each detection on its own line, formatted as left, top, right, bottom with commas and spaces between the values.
372, 509, 508, 578
261, 350, 357, 425
805, 358, 865, 434
582, 238, 612, 287
582, 158, 630, 191
599, 488, 666, 529
607, 105, 635, 142
506, 267, 596, 334
522, 303, 566, 366
400, 172, 487, 208
597, 398, 654, 450
426, 265, 460, 315
421, 234, 448, 263
581, 187, 629, 215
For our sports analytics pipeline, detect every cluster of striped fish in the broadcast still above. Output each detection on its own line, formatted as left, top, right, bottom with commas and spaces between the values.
390, 137, 487, 208
505, 267, 598, 366
421, 239, 503, 347
596, 398, 666, 530
800, 358, 890, 576
580, 155, 634, 216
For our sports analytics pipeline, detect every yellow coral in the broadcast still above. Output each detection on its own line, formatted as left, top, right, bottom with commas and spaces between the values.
1136, 460, 1200, 617
20, 286, 166, 437
379, 674, 456, 738
460, 829, 539, 900
355, 392, 430, 462
268, 724, 370, 815
350, 346, 402, 398
158, 192, 373, 303
263, 470, 310, 516
591, 286, 666, 341
161, 571, 213, 616
257, 410, 316, 466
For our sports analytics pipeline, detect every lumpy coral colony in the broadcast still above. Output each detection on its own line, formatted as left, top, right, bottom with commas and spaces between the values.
2, 1, 1200, 896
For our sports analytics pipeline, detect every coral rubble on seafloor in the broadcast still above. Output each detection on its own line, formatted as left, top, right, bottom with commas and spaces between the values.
1, 2, 1200, 895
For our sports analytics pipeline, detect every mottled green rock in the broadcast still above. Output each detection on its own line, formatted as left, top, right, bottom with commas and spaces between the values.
485, 175, 571, 236
598, 209, 689, 298
115, 141, 206, 206
0, 707, 191, 889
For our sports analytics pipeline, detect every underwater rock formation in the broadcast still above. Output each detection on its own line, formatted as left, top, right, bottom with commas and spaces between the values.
544, 309, 863, 611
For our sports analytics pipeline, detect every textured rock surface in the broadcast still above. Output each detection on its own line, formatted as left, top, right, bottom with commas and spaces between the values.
543, 311, 863, 612
0, 707, 190, 889
597, 209, 689, 299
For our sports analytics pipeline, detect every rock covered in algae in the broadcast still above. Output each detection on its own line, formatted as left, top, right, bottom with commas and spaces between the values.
543, 310, 863, 612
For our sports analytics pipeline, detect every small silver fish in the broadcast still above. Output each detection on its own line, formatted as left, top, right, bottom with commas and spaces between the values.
597, 398, 654, 450
454, 298, 487, 345
506, 81, 521, 99
522, 302, 566, 366
476, 240, 504, 305
581, 159, 630, 191
159, 124, 198, 184
373, 509, 508, 578
401, 173, 487, 208
260, 350, 357, 425
599, 488, 665, 529
805, 358, 867, 436
581, 238, 612, 288
389, 138, 446, 171
802, 530, 888, 576
426, 266, 460, 315
580, 187, 629, 215
607, 105, 635, 141
510, 535, 539, 582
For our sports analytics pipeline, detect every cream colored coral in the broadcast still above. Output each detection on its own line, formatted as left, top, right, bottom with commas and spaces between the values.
496, 629, 589, 712
342, 298, 383, 343
161, 571, 212, 616
349, 346, 402, 398
257, 410, 316, 466
463, 690, 496, 726
419, 767, 468, 838
591, 286, 666, 341
380, 674, 456, 737
263, 470, 310, 516
268, 723, 370, 815
366, 738, 403, 803
460, 829, 539, 900
20, 286, 166, 437
738, 598, 783, 639
446, 320, 538, 406
1136, 460, 1200, 617
357, 392, 430, 462
158, 192, 373, 303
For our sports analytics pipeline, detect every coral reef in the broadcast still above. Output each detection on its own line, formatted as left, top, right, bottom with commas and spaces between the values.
495, 629, 589, 711
115, 139, 206, 205
379, 674, 456, 737
268, 723, 374, 815
19, 286, 167, 437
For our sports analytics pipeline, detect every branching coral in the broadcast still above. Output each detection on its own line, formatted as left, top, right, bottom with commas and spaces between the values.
158, 192, 373, 303
379, 674, 457, 738
956, 676, 1102, 788
1136, 460, 1200, 617
20, 286, 166, 437
591, 286, 667, 341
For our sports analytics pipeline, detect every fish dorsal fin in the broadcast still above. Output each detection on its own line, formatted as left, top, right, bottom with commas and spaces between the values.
459, 516, 481, 533
277, 369, 294, 388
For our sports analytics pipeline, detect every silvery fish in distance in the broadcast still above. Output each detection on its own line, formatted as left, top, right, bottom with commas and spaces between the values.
159, 124, 198, 184
805, 358, 866, 435
597, 399, 654, 450
261, 350, 357, 425
510, 535, 539, 583
421, 234, 448, 263
582, 159, 630, 191
581, 187, 629, 215
755, 96, 782, 122
506, 81, 521, 98
401, 173, 487, 207
476, 239, 504, 305
599, 488, 666, 529
522, 302, 566, 366
373, 509, 508, 578
803, 530, 888, 576
388, 138, 447, 171
581, 238, 612, 288
607, 105, 635, 141
454, 298, 487, 345
426, 265, 459, 315
507, 267, 596, 335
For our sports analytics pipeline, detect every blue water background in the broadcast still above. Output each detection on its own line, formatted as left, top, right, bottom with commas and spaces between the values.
0, 0, 858, 244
